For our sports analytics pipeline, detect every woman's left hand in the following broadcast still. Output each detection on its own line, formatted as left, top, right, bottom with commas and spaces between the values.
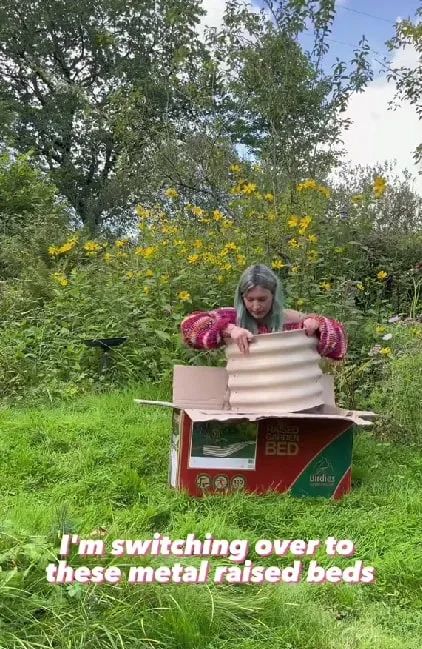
302, 317, 320, 336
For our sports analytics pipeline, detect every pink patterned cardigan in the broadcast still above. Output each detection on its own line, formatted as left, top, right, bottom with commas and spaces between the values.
181, 307, 347, 361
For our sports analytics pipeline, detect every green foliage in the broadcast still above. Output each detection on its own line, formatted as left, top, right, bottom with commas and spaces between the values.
0, 0, 206, 231
0, 152, 70, 280
0, 164, 421, 404
369, 324, 422, 444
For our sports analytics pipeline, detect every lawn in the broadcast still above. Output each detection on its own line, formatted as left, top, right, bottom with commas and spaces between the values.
0, 385, 421, 649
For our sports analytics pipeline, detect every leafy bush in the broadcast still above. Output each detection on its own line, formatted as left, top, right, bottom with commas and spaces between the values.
369, 323, 422, 444
0, 164, 420, 405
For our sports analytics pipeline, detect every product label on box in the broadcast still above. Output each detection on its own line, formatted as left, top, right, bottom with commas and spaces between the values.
264, 426, 300, 456
189, 421, 258, 470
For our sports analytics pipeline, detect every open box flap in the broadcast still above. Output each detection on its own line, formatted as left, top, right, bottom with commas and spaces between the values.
134, 365, 375, 425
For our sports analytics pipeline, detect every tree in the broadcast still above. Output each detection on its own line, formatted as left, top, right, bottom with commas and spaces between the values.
0, 0, 205, 232
201, 0, 373, 190
387, 6, 422, 165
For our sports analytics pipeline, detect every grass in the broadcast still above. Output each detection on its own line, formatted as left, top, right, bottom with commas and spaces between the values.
0, 383, 421, 649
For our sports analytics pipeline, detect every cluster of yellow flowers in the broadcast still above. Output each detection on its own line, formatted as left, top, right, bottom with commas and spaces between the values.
377, 270, 388, 281
296, 179, 331, 199
288, 214, 313, 235
135, 246, 157, 259
48, 237, 78, 257
230, 180, 258, 196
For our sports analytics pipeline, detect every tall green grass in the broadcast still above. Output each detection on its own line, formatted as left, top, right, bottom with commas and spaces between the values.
0, 386, 421, 648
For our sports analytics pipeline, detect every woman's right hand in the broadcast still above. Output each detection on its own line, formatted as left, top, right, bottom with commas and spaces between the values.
225, 324, 254, 354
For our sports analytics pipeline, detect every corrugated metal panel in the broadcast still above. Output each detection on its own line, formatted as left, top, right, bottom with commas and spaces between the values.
225, 329, 324, 413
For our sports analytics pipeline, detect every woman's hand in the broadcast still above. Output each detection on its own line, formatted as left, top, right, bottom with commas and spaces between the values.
225, 324, 253, 353
302, 317, 320, 337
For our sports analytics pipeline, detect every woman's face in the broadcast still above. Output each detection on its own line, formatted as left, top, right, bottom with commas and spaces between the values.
243, 286, 273, 320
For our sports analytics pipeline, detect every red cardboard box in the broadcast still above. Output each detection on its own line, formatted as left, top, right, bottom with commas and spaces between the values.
135, 366, 375, 499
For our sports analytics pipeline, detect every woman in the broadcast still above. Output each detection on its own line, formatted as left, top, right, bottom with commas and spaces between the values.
181, 264, 347, 360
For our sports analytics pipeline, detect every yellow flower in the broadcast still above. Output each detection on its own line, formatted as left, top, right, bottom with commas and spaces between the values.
356, 282, 364, 291
272, 260, 285, 270
194, 239, 204, 249
125, 271, 136, 279
267, 210, 276, 221
299, 215, 312, 229
51, 272, 68, 287
223, 263, 233, 271
160, 274, 169, 284
291, 265, 300, 274
297, 179, 318, 192
84, 241, 102, 253
241, 182, 257, 195
165, 187, 179, 199
135, 206, 150, 219
237, 254, 246, 267
264, 193, 274, 201
191, 206, 204, 217
375, 325, 387, 335
188, 254, 200, 264
103, 252, 113, 263
373, 176, 387, 197
217, 274, 224, 283
288, 215, 299, 228
49, 238, 78, 256
307, 234, 318, 244
213, 210, 224, 221
380, 347, 392, 356
320, 281, 331, 291
288, 238, 300, 249
161, 225, 179, 235
224, 242, 238, 252
377, 270, 388, 281
143, 286, 150, 295
352, 194, 364, 204
221, 219, 233, 229
115, 239, 129, 248
60, 240, 77, 254
143, 247, 156, 257
145, 269, 154, 277
229, 164, 241, 174
135, 246, 157, 258
178, 291, 191, 302
307, 250, 319, 262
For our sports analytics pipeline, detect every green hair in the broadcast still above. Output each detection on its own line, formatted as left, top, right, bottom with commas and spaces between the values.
234, 264, 284, 334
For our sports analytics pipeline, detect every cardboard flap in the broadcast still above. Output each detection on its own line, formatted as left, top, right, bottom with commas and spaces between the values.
185, 408, 374, 425
172, 365, 227, 409
134, 365, 376, 426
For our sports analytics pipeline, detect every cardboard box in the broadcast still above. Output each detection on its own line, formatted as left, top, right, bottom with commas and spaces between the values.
135, 365, 375, 499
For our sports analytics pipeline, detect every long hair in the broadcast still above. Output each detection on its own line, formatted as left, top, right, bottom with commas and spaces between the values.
234, 264, 284, 334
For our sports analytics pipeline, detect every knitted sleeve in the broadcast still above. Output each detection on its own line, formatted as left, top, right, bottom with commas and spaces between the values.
180, 307, 237, 350
304, 314, 348, 361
